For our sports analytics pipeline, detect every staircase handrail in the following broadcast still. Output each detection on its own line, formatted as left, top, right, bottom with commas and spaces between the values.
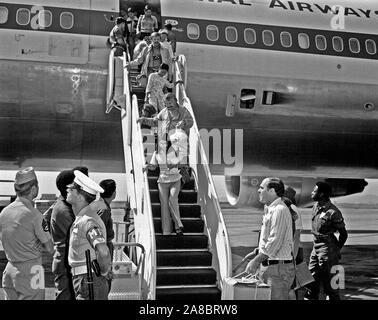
173, 56, 233, 284
108, 49, 156, 299
130, 93, 157, 299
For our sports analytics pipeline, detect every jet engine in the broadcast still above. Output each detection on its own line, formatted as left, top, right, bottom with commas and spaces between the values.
224, 176, 368, 208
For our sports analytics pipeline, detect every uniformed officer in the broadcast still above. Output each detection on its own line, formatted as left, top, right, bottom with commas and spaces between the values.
90, 179, 116, 292
0, 167, 54, 300
67, 170, 112, 300
306, 181, 348, 300
50, 170, 76, 300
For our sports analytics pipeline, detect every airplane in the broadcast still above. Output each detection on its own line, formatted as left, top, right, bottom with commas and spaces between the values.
0, 0, 376, 208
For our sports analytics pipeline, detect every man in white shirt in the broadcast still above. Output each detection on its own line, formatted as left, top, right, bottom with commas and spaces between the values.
245, 177, 295, 300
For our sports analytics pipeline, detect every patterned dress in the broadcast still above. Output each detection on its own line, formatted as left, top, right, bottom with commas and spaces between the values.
146, 72, 174, 112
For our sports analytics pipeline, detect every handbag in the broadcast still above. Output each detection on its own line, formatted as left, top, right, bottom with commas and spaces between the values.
179, 165, 191, 185
294, 261, 314, 290
136, 74, 147, 88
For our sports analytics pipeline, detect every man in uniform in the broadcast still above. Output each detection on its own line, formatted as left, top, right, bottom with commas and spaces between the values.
50, 170, 76, 300
306, 181, 348, 300
67, 170, 112, 300
0, 167, 54, 300
91, 179, 116, 291
109, 17, 128, 56
245, 177, 295, 300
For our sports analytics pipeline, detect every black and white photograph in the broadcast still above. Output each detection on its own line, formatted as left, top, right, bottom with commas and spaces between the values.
0, 0, 377, 305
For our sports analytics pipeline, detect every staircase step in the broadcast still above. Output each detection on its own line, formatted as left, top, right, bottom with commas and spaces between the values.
149, 190, 197, 203
153, 218, 204, 234
156, 234, 208, 249
156, 286, 221, 300
152, 203, 201, 218
157, 250, 212, 267
156, 268, 217, 286
148, 176, 195, 190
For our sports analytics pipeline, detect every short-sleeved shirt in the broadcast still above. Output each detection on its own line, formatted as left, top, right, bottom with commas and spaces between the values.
0, 197, 51, 263
311, 200, 346, 236
68, 204, 107, 268
90, 198, 114, 243
109, 25, 124, 46
51, 196, 75, 255
137, 15, 158, 34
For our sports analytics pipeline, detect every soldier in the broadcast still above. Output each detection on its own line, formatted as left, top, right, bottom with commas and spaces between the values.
306, 181, 348, 300
91, 179, 117, 291
50, 170, 76, 300
67, 171, 112, 300
0, 167, 54, 300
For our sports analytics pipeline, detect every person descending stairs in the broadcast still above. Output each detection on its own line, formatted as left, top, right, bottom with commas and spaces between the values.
128, 70, 221, 300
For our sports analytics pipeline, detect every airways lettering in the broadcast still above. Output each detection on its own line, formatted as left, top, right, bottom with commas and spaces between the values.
269, 0, 376, 19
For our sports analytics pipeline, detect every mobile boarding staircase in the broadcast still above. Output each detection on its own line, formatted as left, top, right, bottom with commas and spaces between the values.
106, 49, 232, 300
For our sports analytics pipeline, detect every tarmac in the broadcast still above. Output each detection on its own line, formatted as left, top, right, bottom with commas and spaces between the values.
224, 204, 378, 300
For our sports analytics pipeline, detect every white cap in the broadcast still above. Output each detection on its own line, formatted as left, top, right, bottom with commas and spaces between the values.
69, 170, 104, 195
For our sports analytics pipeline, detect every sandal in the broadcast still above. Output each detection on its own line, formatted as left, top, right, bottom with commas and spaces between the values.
176, 227, 184, 236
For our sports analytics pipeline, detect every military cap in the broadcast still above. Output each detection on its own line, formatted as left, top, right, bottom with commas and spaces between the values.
68, 170, 104, 195
15, 167, 37, 185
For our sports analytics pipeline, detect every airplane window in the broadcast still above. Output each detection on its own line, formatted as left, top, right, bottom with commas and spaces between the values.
263, 30, 274, 46
244, 28, 256, 45
0, 6, 8, 24
332, 36, 343, 52
39, 10, 52, 28
365, 39, 377, 55
16, 8, 30, 26
207, 25, 219, 41
225, 26, 237, 43
315, 35, 327, 51
298, 33, 310, 49
187, 23, 200, 40
60, 12, 74, 29
349, 38, 360, 54
280, 32, 292, 48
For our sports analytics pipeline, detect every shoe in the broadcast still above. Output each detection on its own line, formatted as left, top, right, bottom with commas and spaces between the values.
176, 227, 184, 236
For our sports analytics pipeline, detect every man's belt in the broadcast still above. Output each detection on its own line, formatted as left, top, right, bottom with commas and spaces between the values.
71, 265, 88, 277
262, 260, 292, 267
313, 234, 331, 241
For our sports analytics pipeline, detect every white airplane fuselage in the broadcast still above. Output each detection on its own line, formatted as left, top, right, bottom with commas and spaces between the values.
0, 0, 377, 186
